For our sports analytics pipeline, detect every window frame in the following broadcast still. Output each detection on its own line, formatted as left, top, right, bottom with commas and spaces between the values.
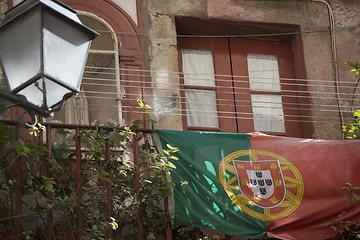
178, 37, 304, 137
178, 37, 237, 133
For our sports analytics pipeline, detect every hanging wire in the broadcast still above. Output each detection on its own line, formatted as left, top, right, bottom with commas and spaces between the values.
90, 24, 360, 38
47, 63, 360, 127
1, 68, 358, 117
1, 22, 359, 128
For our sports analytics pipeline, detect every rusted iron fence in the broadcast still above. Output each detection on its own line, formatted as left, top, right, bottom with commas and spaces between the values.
0, 120, 172, 240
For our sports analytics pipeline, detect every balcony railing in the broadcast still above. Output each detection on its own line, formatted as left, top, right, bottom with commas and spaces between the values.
0, 119, 173, 240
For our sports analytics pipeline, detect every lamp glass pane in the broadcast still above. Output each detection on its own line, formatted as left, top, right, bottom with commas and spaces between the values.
0, 9, 41, 91
17, 78, 43, 107
44, 78, 72, 108
43, 11, 91, 92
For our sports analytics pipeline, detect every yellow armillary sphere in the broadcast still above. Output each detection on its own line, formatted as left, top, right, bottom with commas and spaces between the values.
219, 149, 304, 221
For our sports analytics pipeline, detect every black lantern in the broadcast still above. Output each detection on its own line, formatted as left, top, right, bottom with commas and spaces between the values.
0, 0, 99, 125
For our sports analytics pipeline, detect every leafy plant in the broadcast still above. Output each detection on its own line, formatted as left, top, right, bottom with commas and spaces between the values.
329, 183, 360, 239
346, 61, 360, 113
342, 110, 360, 139
331, 61, 360, 239
78, 100, 178, 239
343, 61, 360, 139
0, 122, 56, 238
0, 100, 179, 239
346, 61, 360, 77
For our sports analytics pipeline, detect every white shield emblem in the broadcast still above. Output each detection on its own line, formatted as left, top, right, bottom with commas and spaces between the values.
233, 159, 286, 208
246, 170, 274, 199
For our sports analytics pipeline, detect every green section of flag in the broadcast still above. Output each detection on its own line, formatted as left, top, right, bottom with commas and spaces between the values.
157, 130, 268, 239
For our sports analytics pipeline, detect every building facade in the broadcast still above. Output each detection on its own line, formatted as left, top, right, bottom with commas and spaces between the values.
142, 0, 360, 140
0, 0, 359, 239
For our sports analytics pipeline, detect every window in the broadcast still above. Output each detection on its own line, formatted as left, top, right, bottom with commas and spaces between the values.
54, 13, 121, 125
247, 53, 285, 133
178, 37, 303, 137
182, 49, 219, 128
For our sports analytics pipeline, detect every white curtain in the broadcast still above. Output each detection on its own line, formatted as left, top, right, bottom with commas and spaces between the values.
185, 89, 219, 128
247, 53, 285, 132
247, 53, 281, 92
251, 94, 285, 133
182, 49, 219, 128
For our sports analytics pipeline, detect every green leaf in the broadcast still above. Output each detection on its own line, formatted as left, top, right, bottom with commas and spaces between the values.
346, 61, 356, 67
353, 192, 360, 201
169, 156, 179, 160
102, 177, 112, 183
147, 232, 155, 240
45, 186, 55, 194
137, 99, 144, 108
99, 169, 109, 177
132, 119, 143, 127
167, 162, 176, 169
182, 185, 186, 194
151, 166, 162, 170
146, 114, 157, 123
32, 203, 47, 212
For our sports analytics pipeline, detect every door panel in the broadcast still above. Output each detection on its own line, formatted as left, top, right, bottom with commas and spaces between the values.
178, 37, 237, 133
229, 38, 303, 137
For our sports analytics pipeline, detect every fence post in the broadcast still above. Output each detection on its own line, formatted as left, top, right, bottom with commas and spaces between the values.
75, 128, 83, 240
46, 125, 53, 240
195, 227, 200, 239
164, 197, 172, 240
15, 125, 21, 239
105, 136, 113, 239
132, 135, 143, 240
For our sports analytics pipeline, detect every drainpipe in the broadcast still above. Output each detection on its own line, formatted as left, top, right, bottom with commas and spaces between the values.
312, 0, 345, 139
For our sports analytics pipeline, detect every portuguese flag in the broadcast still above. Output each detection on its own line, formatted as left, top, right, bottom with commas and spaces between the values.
156, 130, 360, 240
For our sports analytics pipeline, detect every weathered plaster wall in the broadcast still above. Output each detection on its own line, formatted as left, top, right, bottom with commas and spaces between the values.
143, 0, 360, 139
329, 0, 360, 127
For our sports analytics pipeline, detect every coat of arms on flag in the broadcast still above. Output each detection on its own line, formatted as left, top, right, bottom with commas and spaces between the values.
233, 160, 286, 208
220, 149, 304, 221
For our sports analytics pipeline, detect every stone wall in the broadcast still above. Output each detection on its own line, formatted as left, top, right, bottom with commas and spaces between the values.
0, 0, 7, 22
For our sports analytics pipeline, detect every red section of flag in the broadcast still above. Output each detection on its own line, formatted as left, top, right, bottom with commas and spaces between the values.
250, 133, 360, 240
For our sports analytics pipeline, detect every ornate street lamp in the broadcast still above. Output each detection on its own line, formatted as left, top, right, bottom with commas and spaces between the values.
0, 0, 99, 127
